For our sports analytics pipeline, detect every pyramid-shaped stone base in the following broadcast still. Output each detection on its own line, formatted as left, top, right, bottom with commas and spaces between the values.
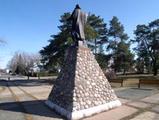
45, 46, 121, 120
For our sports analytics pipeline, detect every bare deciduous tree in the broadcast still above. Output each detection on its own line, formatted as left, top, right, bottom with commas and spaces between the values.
8, 52, 41, 75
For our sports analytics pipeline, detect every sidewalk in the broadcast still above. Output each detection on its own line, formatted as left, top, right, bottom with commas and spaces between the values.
0, 79, 159, 120
84, 87, 159, 120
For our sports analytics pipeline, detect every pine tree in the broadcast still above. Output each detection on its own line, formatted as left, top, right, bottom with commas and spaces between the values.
107, 16, 134, 73
134, 19, 159, 75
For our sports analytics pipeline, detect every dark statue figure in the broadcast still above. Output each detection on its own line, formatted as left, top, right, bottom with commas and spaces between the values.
68, 4, 87, 46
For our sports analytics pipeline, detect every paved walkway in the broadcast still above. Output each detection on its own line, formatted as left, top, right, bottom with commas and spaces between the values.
0, 79, 159, 120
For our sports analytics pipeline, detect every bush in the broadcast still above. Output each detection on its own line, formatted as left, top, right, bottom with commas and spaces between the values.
38, 71, 58, 77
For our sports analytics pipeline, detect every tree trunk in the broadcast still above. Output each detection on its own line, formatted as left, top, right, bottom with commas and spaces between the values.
153, 60, 157, 76
27, 75, 29, 80
154, 68, 157, 76
123, 69, 126, 75
95, 39, 97, 54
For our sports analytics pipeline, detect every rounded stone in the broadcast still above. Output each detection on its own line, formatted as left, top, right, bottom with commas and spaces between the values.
92, 83, 96, 86
84, 92, 89, 97
87, 100, 92, 105
84, 105, 89, 109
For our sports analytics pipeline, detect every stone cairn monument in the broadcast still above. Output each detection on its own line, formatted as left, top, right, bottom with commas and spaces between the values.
45, 4, 121, 120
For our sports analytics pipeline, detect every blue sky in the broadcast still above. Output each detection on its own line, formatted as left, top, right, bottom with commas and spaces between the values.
0, 0, 159, 69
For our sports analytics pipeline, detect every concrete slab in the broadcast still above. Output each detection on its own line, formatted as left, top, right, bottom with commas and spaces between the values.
0, 88, 13, 98
141, 93, 159, 104
0, 87, 4, 91
128, 101, 151, 109
21, 86, 52, 94
0, 97, 15, 103
30, 92, 50, 100
151, 105, 159, 113
0, 110, 25, 120
83, 105, 138, 120
119, 98, 131, 104
22, 100, 63, 120
116, 88, 158, 100
130, 112, 159, 120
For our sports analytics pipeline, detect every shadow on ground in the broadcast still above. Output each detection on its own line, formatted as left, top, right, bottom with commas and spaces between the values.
0, 100, 63, 119
0, 79, 56, 87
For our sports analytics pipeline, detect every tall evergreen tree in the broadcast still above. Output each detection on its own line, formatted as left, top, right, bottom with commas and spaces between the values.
107, 16, 134, 73
113, 41, 134, 74
87, 14, 108, 53
108, 16, 128, 51
134, 19, 159, 75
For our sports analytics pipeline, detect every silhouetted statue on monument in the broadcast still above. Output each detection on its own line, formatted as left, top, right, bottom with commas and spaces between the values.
68, 4, 87, 46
